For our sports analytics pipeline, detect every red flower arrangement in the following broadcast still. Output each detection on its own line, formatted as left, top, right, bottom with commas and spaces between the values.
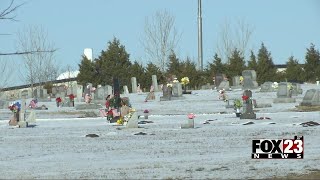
56, 97, 62, 103
242, 95, 249, 101
8, 104, 18, 113
69, 94, 75, 101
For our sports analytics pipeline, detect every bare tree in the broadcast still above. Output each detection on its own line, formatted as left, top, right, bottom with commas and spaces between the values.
0, 58, 15, 90
141, 10, 181, 72
0, 0, 24, 21
216, 18, 254, 63
0, 0, 56, 56
16, 25, 59, 97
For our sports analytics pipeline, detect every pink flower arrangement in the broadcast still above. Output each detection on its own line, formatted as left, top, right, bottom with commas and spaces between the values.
144, 109, 149, 113
187, 113, 195, 119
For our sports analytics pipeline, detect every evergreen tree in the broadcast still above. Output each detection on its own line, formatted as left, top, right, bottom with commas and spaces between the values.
207, 53, 226, 76
285, 56, 304, 83
256, 43, 277, 84
226, 48, 246, 78
167, 50, 181, 76
304, 43, 320, 82
95, 37, 132, 87
77, 56, 96, 86
247, 50, 257, 70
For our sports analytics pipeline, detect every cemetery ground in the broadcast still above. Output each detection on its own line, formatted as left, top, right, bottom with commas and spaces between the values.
0, 84, 320, 179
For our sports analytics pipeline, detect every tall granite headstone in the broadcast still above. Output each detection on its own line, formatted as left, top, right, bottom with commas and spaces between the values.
215, 73, 224, 88
113, 77, 121, 108
131, 77, 137, 93
242, 70, 259, 90
172, 83, 183, 97
240, 90, 256, 119
152, 75, 159, 92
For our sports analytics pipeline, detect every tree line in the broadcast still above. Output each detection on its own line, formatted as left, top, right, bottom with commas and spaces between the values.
77, 37, 320, 92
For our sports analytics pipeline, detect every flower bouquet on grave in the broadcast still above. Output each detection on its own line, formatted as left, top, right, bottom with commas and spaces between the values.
242, 95, 251, 104
233, 99, 242, 117
143, 109, 149, 119
181, 77, 190, 93
56, 97, 62, 107
68, 94, 75, 107
8, 102, 21, 122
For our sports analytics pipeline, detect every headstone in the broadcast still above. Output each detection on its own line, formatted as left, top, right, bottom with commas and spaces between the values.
201, 83, 213, 90
123, 86, 129, 95
113, 77, 121, 108
300, 89, 320, 106
76, 84, 83, 102
106, 85, 113, 96
273, 82, 296, 103
131, 77, 137, 93
215, 73, 224, 88
291, 83, 303, 95
0, 100, 6, 109
95, 86, 105, 100
240, 90, 256, 119
260, 82, 275, 92
232, 76, 241, 86
152, 75, 159, 92
26, 110, 36, 123
242, 70, 259, 90
160, 85, 172, 101
172, 83, 183, 97
18, 99, 28, 128
217, 80, 230, 91
126, 112, 139, 128
181, 119, 194, 129
75, 103, 103, 110
20, 89, 30, 99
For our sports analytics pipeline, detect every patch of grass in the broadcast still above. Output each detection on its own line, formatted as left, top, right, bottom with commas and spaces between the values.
195, 167, 205, 171
291, 105, 320, 112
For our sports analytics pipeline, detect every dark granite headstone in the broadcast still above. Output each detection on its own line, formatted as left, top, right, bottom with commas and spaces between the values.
215, 73, 224, 87
242, 70, 258, 90
112, 77, 121, 108
240, 90, 256, 119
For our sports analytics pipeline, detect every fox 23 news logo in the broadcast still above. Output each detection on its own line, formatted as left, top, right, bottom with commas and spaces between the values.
252, 136, 304, 159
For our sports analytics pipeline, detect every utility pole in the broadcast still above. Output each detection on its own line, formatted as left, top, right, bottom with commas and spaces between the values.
197, 0, 203, 71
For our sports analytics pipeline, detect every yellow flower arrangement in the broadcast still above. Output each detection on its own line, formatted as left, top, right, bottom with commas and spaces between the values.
181, 77, 190, 85
117, 117, 124, 125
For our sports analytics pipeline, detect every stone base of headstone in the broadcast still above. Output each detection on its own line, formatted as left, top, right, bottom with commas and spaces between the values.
273, 98, 296, 103
240, 113, 256, 119
160, 96, 171, 101
75, 103, 103, 110
126, 112, 139, 128
255, 103, 272, 108
9, 118, 18, 126
230, 86, 243, 90
160, 96, 186, 101
181, 119, 194, 129
182, 91, 192, 94
146, 92, 155, 101
18, 121, 28, 128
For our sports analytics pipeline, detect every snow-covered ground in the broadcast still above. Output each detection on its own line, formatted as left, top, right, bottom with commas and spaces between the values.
0, 84, 319, 179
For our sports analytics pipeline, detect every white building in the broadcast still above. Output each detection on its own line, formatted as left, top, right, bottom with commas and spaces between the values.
83, 48, 93, 61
